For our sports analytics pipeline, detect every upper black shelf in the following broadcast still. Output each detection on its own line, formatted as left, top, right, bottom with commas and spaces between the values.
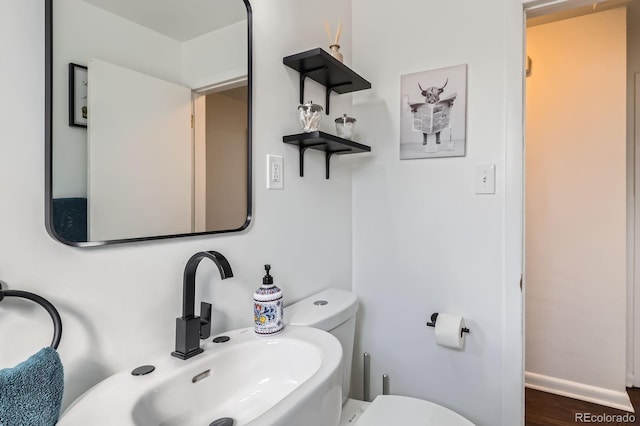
283, 48, 372, 114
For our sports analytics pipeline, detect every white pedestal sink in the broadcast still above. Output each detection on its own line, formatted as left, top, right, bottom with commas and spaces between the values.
58, 326, 343, 426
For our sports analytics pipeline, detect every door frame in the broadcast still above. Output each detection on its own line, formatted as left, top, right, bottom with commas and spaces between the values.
520, 0, 637, 394
191, 78, 250, 234
193, 93, 207, 233
508, 1, 635, 423
632, 73, 640, 387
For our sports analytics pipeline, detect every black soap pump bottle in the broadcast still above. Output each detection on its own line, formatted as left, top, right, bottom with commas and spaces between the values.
253, 265, 284, 335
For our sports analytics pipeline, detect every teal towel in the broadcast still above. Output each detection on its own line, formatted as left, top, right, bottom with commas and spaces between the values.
0, 347, 64, 426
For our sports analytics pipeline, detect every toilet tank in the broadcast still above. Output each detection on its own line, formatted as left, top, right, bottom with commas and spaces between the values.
286, 288, 359, 404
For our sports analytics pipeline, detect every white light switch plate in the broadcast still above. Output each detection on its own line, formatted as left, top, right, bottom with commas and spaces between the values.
475, 164, 496, 194
267, 155, 284, 190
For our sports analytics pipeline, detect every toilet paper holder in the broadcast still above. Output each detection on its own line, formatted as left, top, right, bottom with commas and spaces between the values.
426, 313, 470, 336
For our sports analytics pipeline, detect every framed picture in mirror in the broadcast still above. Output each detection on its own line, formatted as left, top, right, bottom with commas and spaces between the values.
68, 63, 88, 128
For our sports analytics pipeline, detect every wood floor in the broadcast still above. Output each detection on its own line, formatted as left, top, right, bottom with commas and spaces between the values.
526, 388, 640, 425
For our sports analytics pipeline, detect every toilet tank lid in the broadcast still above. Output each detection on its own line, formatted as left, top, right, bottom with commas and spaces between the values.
286, 288, 359, 331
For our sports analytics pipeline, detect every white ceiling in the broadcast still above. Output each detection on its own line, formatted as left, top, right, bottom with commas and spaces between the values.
82, 0, 247, 42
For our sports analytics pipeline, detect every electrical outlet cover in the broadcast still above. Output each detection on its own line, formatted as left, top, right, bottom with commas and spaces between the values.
267, 155, 284, 190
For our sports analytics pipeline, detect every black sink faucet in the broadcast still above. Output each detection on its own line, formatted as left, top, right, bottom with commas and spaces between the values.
171, 251, 233, 360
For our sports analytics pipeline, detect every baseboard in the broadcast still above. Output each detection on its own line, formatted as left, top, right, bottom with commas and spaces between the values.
525, 371, 634, 413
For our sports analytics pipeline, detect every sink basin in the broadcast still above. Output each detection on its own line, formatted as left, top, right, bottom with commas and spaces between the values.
58, 326, 343, 426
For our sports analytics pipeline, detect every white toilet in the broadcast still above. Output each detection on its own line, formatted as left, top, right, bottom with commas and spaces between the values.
286, 288, 475, 426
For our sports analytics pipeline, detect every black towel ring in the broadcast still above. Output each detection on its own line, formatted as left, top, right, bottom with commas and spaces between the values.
0, 283, 62, 349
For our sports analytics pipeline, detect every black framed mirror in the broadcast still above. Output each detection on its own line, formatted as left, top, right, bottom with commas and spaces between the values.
45, 0, 252, 247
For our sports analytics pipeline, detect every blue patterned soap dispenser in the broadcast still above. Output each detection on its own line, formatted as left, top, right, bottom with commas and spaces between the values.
254, 264, 284, 335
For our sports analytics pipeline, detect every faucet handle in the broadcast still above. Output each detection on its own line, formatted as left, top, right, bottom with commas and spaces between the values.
200, 302, 212, 339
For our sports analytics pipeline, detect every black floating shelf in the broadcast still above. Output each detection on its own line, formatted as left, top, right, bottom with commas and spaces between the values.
283, 131, 371, 179
283, 48, 372, 115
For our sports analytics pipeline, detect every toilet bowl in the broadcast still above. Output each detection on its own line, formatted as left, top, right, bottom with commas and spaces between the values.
286, 288, 474, 426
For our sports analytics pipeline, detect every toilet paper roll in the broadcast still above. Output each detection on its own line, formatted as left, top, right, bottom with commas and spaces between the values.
434, 313, 466, 349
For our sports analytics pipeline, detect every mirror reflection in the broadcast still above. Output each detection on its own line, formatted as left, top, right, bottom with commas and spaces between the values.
47, 0, 251, 245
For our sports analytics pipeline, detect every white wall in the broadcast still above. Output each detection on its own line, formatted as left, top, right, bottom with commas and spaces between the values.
351, 0, 523, 424
525, 9, 629, 409
0, 0, 353, 412
52, 0, 183, 198
181, 20, 248, 90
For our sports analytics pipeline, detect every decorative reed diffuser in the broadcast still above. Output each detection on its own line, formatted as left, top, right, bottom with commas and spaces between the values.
324, 20, 343, 62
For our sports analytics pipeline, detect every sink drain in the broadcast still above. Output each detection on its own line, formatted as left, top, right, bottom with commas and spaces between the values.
131, 365, 155, 376
209, 417, 235, 426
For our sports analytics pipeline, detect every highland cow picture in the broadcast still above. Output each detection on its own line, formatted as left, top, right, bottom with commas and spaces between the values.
400, 64, 467, 159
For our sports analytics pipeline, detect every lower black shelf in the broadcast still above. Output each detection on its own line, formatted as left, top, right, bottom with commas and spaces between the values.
282, 131, 371, 179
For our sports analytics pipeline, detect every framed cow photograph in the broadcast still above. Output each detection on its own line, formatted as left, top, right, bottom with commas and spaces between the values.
400, 64, 467, 160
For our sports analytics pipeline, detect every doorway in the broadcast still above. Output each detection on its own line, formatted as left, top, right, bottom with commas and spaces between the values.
193, 82, 249, 233
524, 2, 632, 413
